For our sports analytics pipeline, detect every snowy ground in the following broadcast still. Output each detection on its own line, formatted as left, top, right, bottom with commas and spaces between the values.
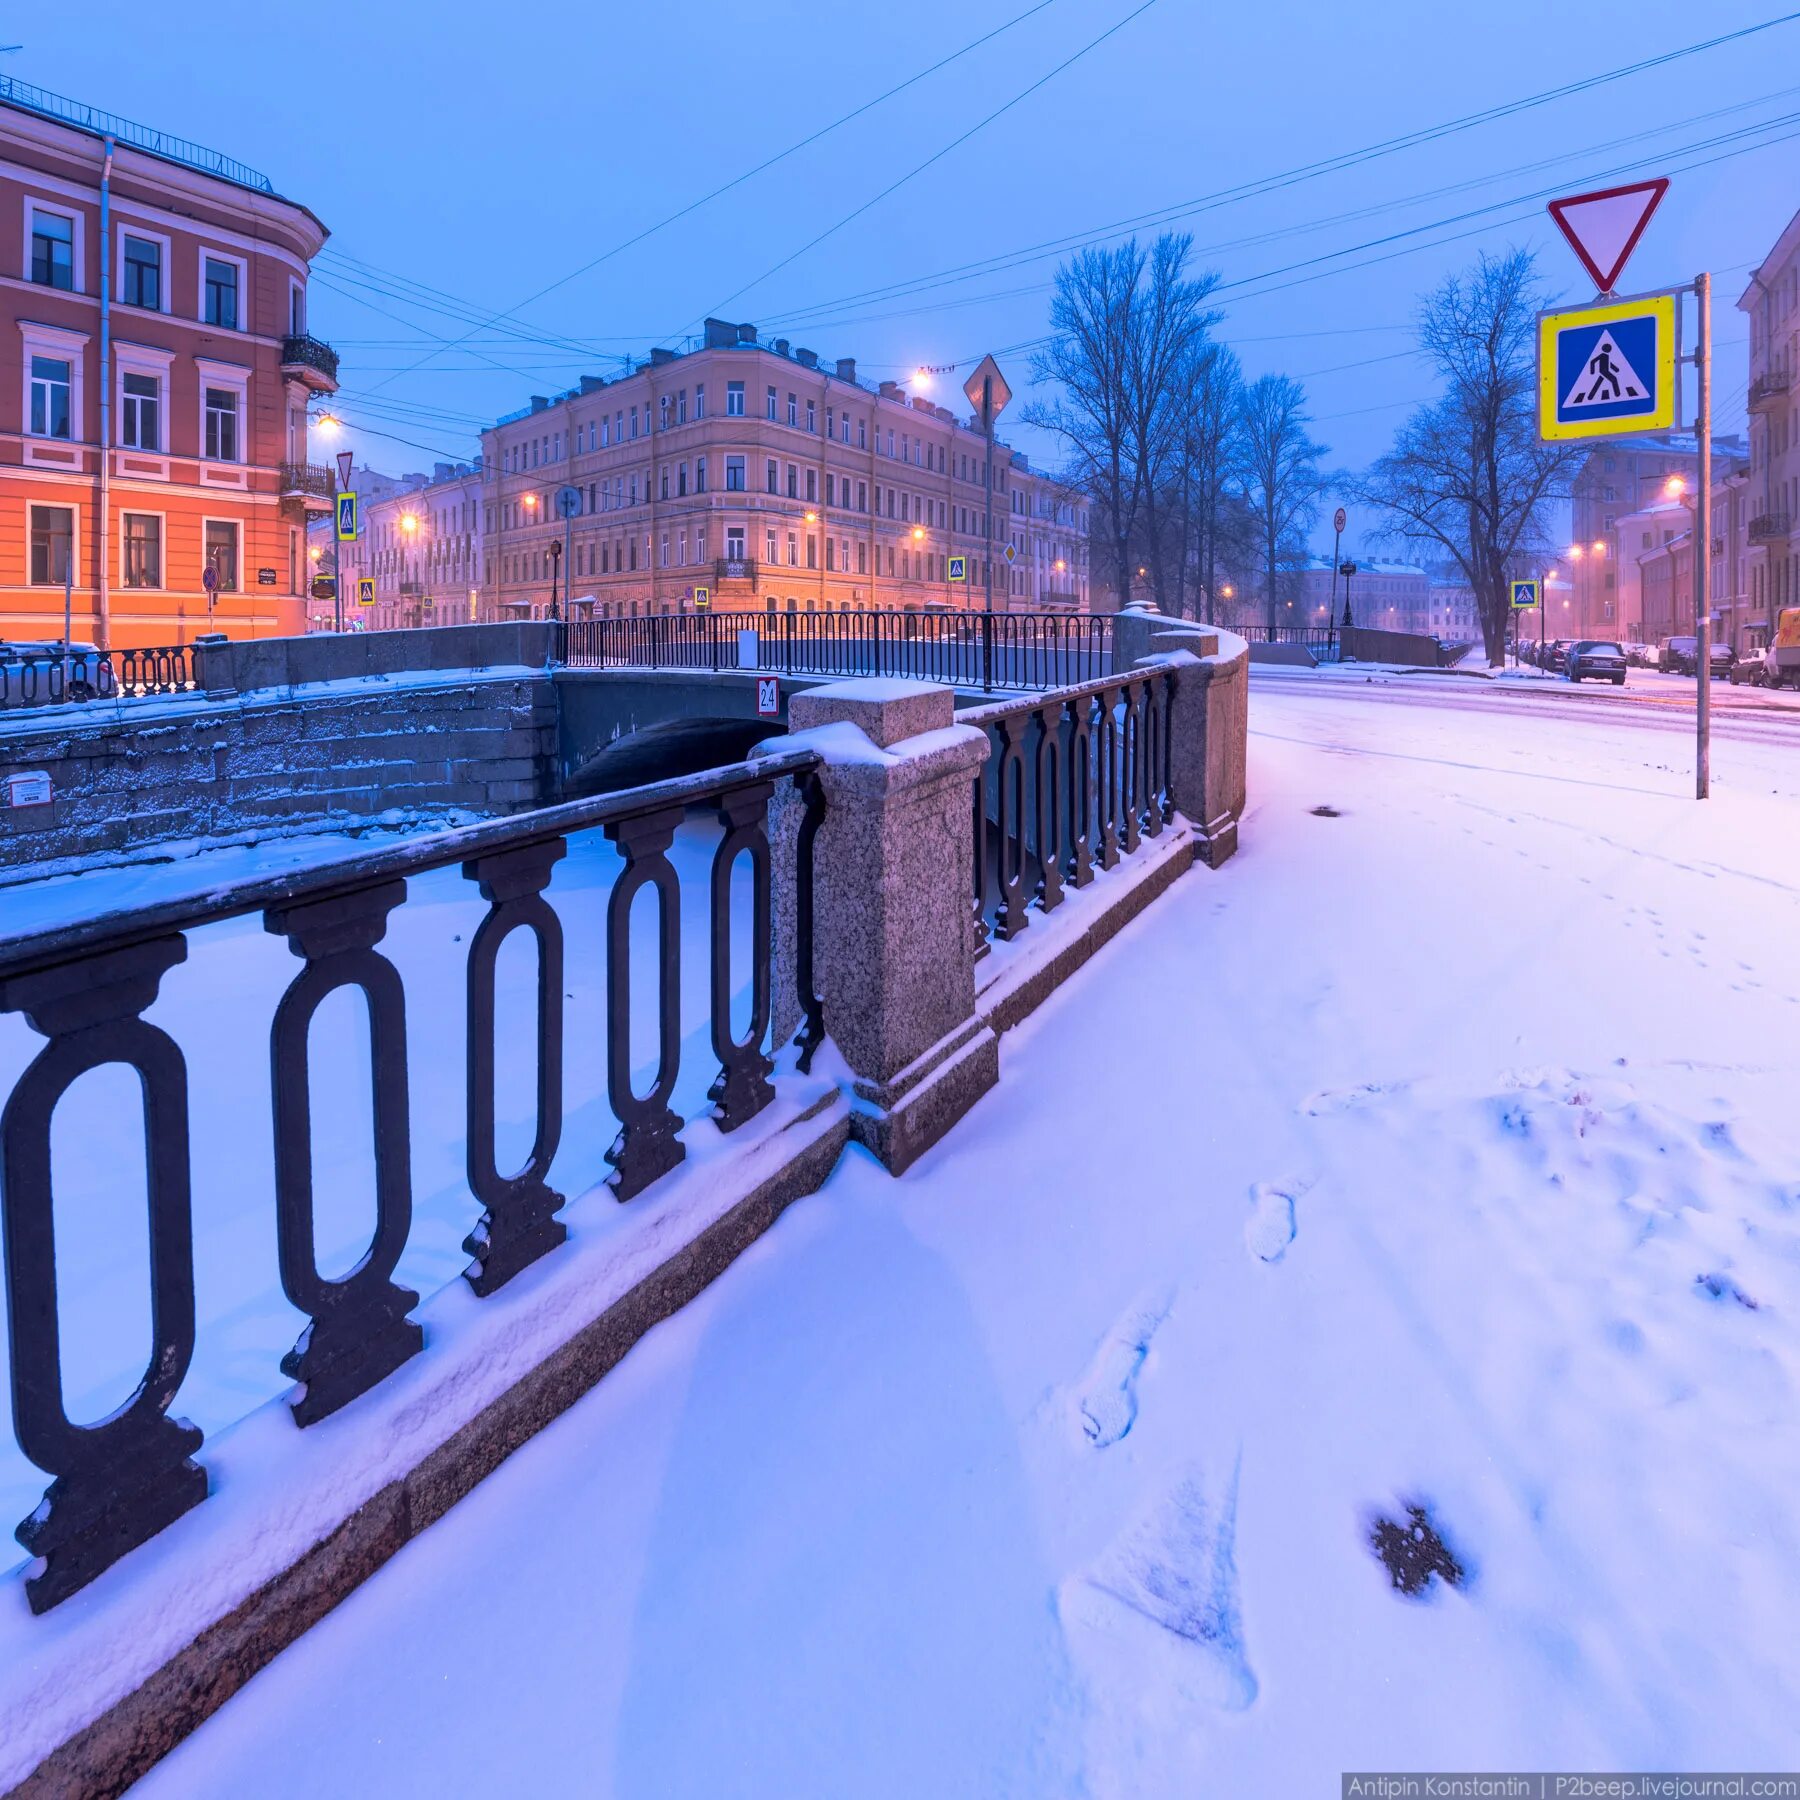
84, 683, 1800, 1791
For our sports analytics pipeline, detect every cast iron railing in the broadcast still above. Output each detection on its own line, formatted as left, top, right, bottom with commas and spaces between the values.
1236, 624, 1339, 657
279, 335, 340, 384
0, 749, 823, 1613
0, 644, 201, 712
564, 609, 1112, 694
961, 667, 1175, 951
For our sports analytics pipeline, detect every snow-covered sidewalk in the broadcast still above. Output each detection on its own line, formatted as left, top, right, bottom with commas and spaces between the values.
135, 687, 1800, 1796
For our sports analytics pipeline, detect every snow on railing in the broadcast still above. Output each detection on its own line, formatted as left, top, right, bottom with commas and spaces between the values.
0, 748, 823, 1613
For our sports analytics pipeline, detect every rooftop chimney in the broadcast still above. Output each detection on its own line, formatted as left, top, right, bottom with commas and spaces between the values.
795, 346, 818, 369
703, 317, 736, 349
737, 322, 758, 344
649, 347, 676, 365
835, 356, 857, 382
879, 380, 903, 400
774, 338, 791, 357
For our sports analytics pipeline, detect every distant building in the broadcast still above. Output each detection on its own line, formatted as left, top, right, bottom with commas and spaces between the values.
477, 319, 1090, 620
1739, 202, 1799, 645
308, 462, 484, 631
1296, 557, 1429, 632
0, 75, 335, 648
1568, 432, 1745, 641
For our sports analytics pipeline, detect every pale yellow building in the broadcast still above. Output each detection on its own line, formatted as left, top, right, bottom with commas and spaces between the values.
479, 319, 1090, 620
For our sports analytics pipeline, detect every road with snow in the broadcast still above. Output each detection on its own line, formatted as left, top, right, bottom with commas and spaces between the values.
133, 676, 1800, 1797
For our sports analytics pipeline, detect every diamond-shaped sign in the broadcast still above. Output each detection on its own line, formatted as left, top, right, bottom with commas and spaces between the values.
963, 354, 1012, 424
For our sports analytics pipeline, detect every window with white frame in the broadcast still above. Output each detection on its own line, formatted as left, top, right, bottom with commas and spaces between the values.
28, 204, 77, 290
122, 512, 162, 588
29, 505, 75, 584
204, 519, 240, 591
204, 385, 241, 461
122, 233, 163, 310
121, 370, 161, 450
29, 355, 72, 438
204, 256, 243, 330
726, 381, 745, 417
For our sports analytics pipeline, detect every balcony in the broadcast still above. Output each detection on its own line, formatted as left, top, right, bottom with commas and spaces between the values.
280, 333, 340, 393
279, 462, 335, 511
1042, 589, 1081, 606
1747, 512, 1792, 546
715, 556, 759, 587
1748, 371, 1791, 414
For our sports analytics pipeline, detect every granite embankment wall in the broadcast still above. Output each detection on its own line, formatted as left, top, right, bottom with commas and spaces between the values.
0, 626, 561, 874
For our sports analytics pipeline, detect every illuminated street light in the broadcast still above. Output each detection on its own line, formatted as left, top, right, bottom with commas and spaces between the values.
804, 510, 818, 524
912, 367, 933, 390
911, 525, 925, 542
1054, 558, 1067, 573
314, 413, 341, 436
1664, 475, 1687, 498
400, 513, 419, 536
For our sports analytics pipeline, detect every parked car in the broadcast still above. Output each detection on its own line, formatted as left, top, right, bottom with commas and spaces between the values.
1729, 648, 1774, 686
1545, 640, 1571, 673
1771, 607, 1800, 690
1624, 641, 1657, 667
1707, 640, 1734, 679
1658, 635, 1699, 676
1565, 640, 1628, 685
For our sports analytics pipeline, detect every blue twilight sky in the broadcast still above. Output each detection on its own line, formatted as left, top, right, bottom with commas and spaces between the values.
17, 0, 1799, 554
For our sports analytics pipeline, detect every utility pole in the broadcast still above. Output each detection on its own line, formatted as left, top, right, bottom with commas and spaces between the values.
1693, 271, 1712, 800
963, 355, 1012, 695
1329, 506, 1345, 654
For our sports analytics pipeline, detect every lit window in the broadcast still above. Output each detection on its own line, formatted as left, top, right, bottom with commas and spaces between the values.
28, 505, 74, 584
123, 512, 162, 588
204, 519, 240, 591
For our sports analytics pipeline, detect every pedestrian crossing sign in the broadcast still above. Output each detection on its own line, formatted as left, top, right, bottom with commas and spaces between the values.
1538, 293, 1676, 440
335, 491, 358, 541
693, 585, 710, 610
948, 555, 968, 582
1511, 580, 1539, 609
357, 576, 376, 606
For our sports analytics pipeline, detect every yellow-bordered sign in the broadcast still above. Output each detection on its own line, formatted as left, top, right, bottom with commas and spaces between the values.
947, 555, 968, 582
1538, 293, 1676, 442
1511, 580, 1539, 609
357, 576, 376, 606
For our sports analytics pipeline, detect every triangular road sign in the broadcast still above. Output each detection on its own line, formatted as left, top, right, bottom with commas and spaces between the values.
1561, 328, 1651, 410
1547, 178, 1668, 294
963, 354, 1013, 424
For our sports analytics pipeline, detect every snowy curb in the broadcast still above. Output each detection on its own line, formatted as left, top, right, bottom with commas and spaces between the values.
0, 1072, 851, 1794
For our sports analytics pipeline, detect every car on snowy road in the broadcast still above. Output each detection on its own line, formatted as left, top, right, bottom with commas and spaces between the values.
1658, 635, 1700, 676
1564, 641, 1628, 685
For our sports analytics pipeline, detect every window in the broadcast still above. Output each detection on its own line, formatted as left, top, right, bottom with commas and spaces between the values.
765, 458, 778, 494
766, 385, 778, 420
122, 513, 162, 588
826, 474, 836, 507
726, 455, 746, 491
696, 456, 707, 494
727, 527, 745, 559
121, 371, 160, 450
677, 462, 687, 498
29, 356, 72, 438
123, 234, 162, 309
677, 390, 688, 425
726, 380, 744, 417
858, 481, 867, 512
695, 382, 706, 419
806, 399, 816, 433
204, 519, 240, 591
659, 396, 670, 430
857, 540, 867, 575
787, 464, 798, 500
29, 505, 74, 585
30, 207, 75, 289
787, 393, 798, 427
204, 386, 240, 461
805, 469, 817, 504
766, 529, 778, 563
858, 418, 867, 449
204, 257, 240, 329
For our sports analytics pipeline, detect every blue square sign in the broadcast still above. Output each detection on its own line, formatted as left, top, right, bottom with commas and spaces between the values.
1538, 294, 1676, 441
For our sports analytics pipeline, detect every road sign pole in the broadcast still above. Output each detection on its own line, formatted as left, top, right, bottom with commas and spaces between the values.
1695, 270, 1712, 801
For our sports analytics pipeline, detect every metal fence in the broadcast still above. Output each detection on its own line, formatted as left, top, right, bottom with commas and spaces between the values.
1235, 625, 1340, 658
0, 749, 823, 1614
0, 644, 202, 713
564, 609, 1113, 694
962, 666, 1176, 949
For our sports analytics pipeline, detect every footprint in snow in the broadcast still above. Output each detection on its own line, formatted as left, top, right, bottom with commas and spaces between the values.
1245, 1179, 1306, 1262
1061, 1462, 1257, 1715
1302, 1080, 1403, 1117
1694, 1272, 1759, 1310
1072, 1293, 1171, 1448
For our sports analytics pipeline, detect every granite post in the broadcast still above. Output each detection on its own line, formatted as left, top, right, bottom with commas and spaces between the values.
760, 678, 997, 1174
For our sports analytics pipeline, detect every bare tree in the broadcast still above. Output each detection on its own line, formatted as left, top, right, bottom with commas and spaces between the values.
1240, 374, 1327, 631
1027, 234, 1219, 611
1178, 340, 1249, 619
1357, 248, 1575, 665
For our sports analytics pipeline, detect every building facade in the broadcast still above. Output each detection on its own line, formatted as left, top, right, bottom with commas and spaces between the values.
1296, 557, 1430, 632
1568, 432, 1746, 641
0, 77, 335, 649
479, 319, 1090, 621
307, 461, 484, 632
1740, 203, 1800, 648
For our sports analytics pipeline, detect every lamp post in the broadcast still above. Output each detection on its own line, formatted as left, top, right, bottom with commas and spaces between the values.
1329, 505, 1346, 654
547, 539, 562, 622
521, 491, 539, 617
400, 511, 419, 627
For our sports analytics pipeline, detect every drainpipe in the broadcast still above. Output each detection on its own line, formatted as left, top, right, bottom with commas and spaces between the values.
97, 135, 116, 650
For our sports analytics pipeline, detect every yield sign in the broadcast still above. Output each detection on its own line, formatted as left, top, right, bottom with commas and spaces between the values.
1546, 178, 1668, 295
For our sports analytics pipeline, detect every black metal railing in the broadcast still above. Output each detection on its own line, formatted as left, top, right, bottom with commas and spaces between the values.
1748, 371, 1791, 412
279, 334, 340, 384
0, 643, 201, 712
279, 461, 334, 497
0, 750, 823, 1613
714, 557, 758, 585
961, 666, 1175, 951
564, 609, 1113, 694
1236, 624, 1339, 657
1748, 512, 1792, 544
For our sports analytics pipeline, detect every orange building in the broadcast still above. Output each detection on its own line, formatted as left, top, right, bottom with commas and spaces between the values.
0, 77, 335, 649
